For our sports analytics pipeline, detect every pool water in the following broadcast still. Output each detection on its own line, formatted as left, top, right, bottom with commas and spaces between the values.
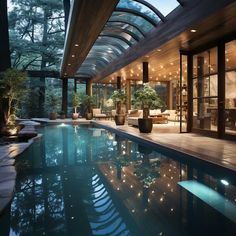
0, 124, 235, 236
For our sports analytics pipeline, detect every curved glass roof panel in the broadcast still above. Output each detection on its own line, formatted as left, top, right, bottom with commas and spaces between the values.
117, 0, 160, 24
145, 0, 180, 17
97, 35, 131, 50
106, 22, 144, 39
110, 12, 154, 33
102, 28, 138, 45
94, 41, 126, 54
92, 45, 122, 57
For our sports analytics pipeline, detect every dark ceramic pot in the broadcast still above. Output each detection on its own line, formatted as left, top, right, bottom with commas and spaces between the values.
138, 118, 153, 133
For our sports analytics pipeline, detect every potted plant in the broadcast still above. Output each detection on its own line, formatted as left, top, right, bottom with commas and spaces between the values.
133, 84, 163, 133
59, 111, 66, 119
0, 68, 28, 135
110, 89, 127, 125
72, 92, 81, 120
46, 92, 60, 120
82, 95, 95, 120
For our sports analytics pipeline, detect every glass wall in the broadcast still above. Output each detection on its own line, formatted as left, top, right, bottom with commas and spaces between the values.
92, 84, 116, 112
225, 40, 236, 135
192, 47, 218, 131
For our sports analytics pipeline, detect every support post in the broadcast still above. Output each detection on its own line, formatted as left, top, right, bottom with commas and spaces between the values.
62, 78, 68, 116
74, 78, 77, 93
86, 79, 92, 96
117, 76, 121, 90
143, 62, 149, 83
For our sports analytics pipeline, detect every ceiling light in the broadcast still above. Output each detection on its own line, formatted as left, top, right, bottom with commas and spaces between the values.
75, 44, 79, 47
71, 55, 75, 57
190, 29, 197, 33
68, 63, 71, 66
157, 49, 161, 52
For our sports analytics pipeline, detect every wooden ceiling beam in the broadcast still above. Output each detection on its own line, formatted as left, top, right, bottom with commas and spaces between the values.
60, 0, 119, 78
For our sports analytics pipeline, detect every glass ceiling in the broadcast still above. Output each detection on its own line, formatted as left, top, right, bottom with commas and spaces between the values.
76, 0, 181, 78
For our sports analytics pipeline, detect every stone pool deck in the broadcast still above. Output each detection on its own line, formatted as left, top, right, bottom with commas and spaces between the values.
0, 121, 41, 214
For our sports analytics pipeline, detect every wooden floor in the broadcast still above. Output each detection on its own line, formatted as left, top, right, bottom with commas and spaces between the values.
93, 120, 236, 172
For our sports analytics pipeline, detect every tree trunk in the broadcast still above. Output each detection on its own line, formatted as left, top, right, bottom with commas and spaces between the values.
38, 7, 49, 117
0, 0, 11, 132
0, 0, 11, 72
116, 101, 121, 114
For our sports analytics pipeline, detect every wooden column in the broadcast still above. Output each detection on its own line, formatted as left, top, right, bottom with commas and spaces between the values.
0, 0, 11, 72
218, 42, 225, 138
117, 76, 121, 90
62, 78, 68, 115
143, 62, 149, 83
126, 79, 131, 110
86, 79, 92, 95
74, 78, 77, 93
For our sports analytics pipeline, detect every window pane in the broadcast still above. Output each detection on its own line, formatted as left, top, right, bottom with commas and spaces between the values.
106, 22, 144, 39
225, 40, 236, 135
145, 0, 180, 16
110, 12, 154, 33
117, 0, 160, 23
193, 98, 218, 131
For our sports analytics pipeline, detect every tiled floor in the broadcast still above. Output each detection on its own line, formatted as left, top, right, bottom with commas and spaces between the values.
93, 120, 236, 172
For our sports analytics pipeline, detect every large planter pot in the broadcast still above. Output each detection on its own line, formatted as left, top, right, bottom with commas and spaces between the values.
115, 114, 125, 125
72, 113, 79, 120
85, 112, 93, 120
138, 118, 153, 133
49, 112, 57, 120
60, 114, 66, 119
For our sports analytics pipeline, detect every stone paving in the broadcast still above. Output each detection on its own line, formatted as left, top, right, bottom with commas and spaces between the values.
0, 120, 40, 214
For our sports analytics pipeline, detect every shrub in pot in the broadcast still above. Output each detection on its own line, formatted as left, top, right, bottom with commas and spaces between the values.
72, 92, 81, 120
133, 84, 163, 133
46, 92, 60, 120
82, 95, 95, 120
110, 89, 127, 125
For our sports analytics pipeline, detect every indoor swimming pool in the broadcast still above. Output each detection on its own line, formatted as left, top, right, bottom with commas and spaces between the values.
0, 124, 235, 236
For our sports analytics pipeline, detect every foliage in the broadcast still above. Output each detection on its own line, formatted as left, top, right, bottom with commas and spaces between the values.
82, 95, 96, 113
110, 89, 127, 104
103, 98, 114, 112
133, 84, 163, 110
8, 0, 65, 71
72, 92, 81, 113
45, 91, 60, 113
0, 68, 28, 124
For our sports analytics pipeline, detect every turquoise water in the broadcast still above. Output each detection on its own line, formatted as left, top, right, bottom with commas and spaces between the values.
0, 124, 235, 236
